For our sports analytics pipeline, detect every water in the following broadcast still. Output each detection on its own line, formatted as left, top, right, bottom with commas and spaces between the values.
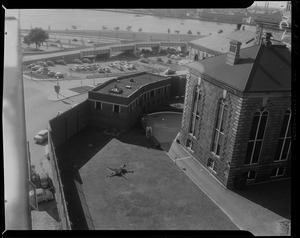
144, 112, 182, 152
20, 9, 256, 35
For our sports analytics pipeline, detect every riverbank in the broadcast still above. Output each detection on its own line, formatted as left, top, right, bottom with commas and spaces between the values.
96, 9, 256, 26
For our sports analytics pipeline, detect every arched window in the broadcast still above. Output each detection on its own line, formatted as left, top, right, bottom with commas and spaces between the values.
274, 109, 291, 161
211, 100, 228, 156
244, 108, 268, 165
189, 85, 201, 137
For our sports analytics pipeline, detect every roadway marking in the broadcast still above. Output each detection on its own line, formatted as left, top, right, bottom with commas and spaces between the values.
175, 156, 191, 161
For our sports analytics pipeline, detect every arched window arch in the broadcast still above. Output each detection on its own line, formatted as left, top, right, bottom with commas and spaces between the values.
274, 109, 291, 161
189, 85, 201, 137
244, 108, 269, 165
211, 100, 228, 156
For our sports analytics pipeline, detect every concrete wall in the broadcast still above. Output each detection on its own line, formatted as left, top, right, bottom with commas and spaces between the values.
48, 131, 71, 230
49, 100, 90, 148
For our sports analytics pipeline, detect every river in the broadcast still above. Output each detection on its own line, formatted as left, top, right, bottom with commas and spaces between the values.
20, 9, 256, 36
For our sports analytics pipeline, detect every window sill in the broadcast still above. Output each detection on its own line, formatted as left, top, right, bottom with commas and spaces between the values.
273, 159, 288, 163
243, 163, 259, 166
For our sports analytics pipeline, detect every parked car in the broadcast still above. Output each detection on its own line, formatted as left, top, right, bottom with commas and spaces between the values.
157, 57, 163, 62
87, 40, 94, 43
71, 59, 83, 64
91, 64, 98, 70
31, 65, 42, 71
117, 66, 124, 71
86, 65, 94, 71
49, 43, 58, 47
174, 55, 181, 60
82, 58, 92, 63
140, 58, 148, 63
80, 65, 87, 71
170, 55, 176, 59
47, 71, 56, 77
72, 38, 78, 42
46, 61, 55, 66
34, 129, 48, 143
164, 69, 176, 75
108, 62, 114, 67
29, 188, 54, 203
37, 61, 45, 66
104, 67, 111, 73
27, 63, 37, 69
179, 53, 185, 57
55, 72, 65, 78
39, 172, 51, 189
167, 59, 172, 64
98, 68, 105, 73
56, 60, 67, 65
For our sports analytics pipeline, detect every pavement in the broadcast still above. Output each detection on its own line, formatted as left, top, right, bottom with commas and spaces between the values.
167, 133, 291, 236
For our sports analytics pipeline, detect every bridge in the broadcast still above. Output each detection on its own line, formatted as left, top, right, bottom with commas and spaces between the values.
23, 41, 188, 64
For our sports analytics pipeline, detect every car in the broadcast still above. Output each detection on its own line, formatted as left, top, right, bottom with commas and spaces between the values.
174, 55, 181, 60
71, 59, 83, 64
98, 68, 105, 73
34, 129, 48, 143
164, 69, 176, 75
140, 58, 148, 63
27, 63, 37, 69
157, 57, 163, 62
47, 71, 56, 77
167, 59, 172, 64
87, 40, 94, 43
117, 66, 124, 71
80, 65, 87, 71
108, 62, 114, 67
39, 172, 51, 189
104, 67, 111, 73
167, 54, 171, 58
31, 65, 42, 71
29, 188, 54, 203
82, 58, 92, 63
56, 60, 67, 65
86, 65, 94, 71
36, 68, 45, 74
170, 55, 176, 59
37, 61, 45, 66
46, 61, 55, 66
49, 43, 58, 47
55, 72, 65, 78
90, 64, 98, 70
72, 38, 78, 42
179, 53, 185, 57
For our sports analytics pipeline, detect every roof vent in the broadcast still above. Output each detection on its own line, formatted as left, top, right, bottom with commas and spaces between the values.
109, 85, 123, 94
226, 40, 242, 66
125, 85, 132, 89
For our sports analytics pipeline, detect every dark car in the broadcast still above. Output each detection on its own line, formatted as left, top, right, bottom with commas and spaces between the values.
140, 58, 148, 63
46, 61, 55, 66
72, 38, 78, 42
82, 58, 92, 63
167, 59, 172, 64
71, 59, 83, 64
56, 60, 67, 65
47, 71, 56, 77
157, 57, 163, 62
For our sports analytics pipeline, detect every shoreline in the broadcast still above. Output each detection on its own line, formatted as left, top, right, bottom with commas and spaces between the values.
96, 9, 256, 27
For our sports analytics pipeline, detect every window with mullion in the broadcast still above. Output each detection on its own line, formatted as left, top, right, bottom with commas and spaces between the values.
189, 86, 201, 136
212, 100, 227, 156
244, 109, 268, 165
274, 110, 291, 161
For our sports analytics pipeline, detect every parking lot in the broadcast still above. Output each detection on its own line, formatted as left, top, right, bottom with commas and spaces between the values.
22, 49, 189, 81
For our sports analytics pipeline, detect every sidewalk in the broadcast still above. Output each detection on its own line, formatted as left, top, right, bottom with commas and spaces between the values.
167, 134, 290, 236
47, 90, 80, 101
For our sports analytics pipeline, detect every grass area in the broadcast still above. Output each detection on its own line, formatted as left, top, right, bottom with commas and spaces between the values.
56, 123, 238, 230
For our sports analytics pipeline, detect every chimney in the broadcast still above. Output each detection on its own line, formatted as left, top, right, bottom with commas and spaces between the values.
264, 32, 273, 47
226, 40, 242, 65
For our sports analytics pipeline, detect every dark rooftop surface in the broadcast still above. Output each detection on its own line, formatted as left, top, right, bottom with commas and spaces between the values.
57, 124, 238, 230
94, 73, 169, 98
186, 44, 291, 93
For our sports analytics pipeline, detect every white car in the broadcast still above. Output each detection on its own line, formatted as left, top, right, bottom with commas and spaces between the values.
34, 130, 48, 143
29, 188, 54, 203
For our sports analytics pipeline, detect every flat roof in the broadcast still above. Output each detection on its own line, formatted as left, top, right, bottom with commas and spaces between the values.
93, 72, 169, 98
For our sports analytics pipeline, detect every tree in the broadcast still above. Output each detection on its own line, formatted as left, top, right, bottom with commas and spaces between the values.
168, 28, 170, 34
126, 26, 132, 31
71, 25, 77, 30
23, 35, 31, 47
27, 28, 49, 49
138, 28, 143, 32
187, 30, 192, 34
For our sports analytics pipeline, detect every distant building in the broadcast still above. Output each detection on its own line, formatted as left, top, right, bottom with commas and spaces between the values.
188, 29, 256, 61
88, 72, 171, 130
181, 37, 291, 189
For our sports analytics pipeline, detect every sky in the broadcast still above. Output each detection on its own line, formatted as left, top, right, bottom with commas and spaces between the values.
251, 1, 288, 9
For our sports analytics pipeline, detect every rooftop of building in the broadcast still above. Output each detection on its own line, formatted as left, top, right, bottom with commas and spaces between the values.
189, 29, 256, 54
91, 72, 169, 98
186, 43, 291, 93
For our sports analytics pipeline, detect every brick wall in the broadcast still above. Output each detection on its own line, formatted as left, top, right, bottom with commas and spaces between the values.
227, 94, 291, 188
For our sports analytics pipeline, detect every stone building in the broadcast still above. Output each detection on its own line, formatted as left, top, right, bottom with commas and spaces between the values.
180, 38, 291, 189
